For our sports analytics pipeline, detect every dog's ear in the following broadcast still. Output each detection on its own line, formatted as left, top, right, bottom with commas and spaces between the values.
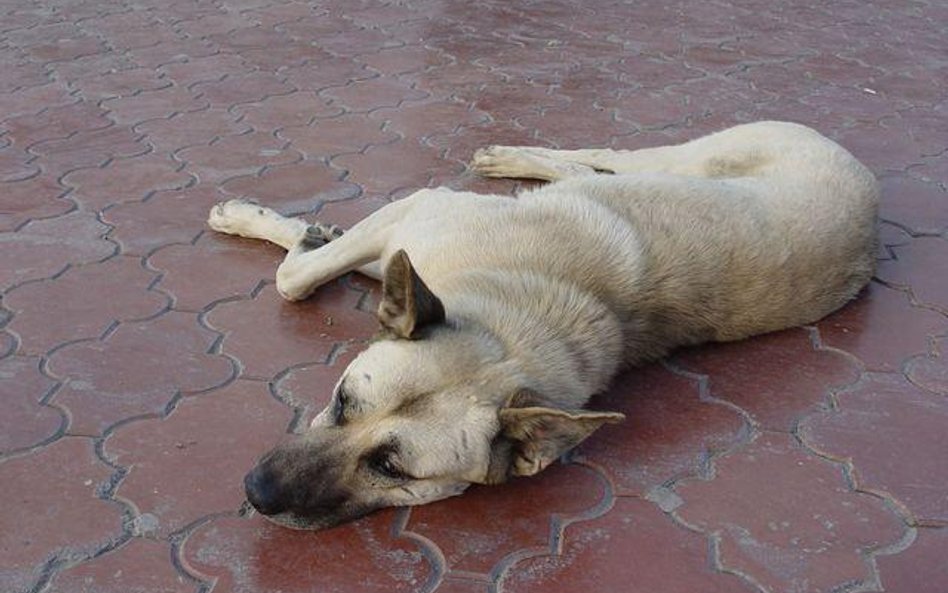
377, 249, 446, 339
496, 390, 625, 478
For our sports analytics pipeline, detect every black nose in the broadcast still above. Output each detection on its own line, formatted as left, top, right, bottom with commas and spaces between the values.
244, 465, 286, 516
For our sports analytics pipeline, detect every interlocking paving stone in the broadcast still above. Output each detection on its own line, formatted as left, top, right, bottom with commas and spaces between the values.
802, 373, 948, 526
29, 124, 149, 176
578, 363, 746, 495
63, 153, 194, 212
834, 124, 927, 173
233, 92, 343, 131
177, 131, 301, 184
102, 184, 226, 256
0, 143, 38, 182
44, 538, 198, 593
193, 71, 296, 109
370, 100, 490, 140
2, 0, 947, 590
675, 433, 906, 593
158, 54, 253, 90
817, 282, 947, 372
321, 75, 429, 113
206, 282, 375, 379
878, 174, 948, 235
103, 85, 209, 125
5, 256, 167, 355
432, 578, 490, 593
48, 52, 139, 84
0, 356, 62, 453
333, 140, 459, 198
149, 233, 284, 312
673, 328, 860, 431
877, 237, 948, 314
407, 463, 605, 574
3, 102, 112, 148
72, 68, 171, 103
357, 44, 453, 77
0, 175, 73, 232
0, 82, 76, 123
138, 108, 251, 157
876, 527, 948, 593
125, 39, 220, 70
219, 160, 359, 210
0, 438, 125, 593
280, 113, 400, 159
105, 380, 293, 537
181, 511, 433, 593
500, 497, 757, 593
0, 210, 114, 290
905, 335, 948, 397
46, 311, 234, 436
281, 56, 376, 92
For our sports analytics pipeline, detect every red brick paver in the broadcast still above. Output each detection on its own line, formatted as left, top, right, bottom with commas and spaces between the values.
1, 0, 946, 592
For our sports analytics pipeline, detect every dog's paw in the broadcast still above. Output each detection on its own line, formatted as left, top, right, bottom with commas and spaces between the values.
275, 260, 314, 302
470, 145, 530, 178
308, 221, 345, 242
207, 199, 268, 234
470, 145, 502, 170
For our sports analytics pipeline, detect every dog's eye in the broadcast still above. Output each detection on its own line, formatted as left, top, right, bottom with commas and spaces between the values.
333, 385, 350, 425
376, 457, 405, 479
368, 449, 408, 480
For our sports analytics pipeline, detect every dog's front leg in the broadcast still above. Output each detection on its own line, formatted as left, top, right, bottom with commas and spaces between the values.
208, 199, 312, 249
275, 196, 417, 301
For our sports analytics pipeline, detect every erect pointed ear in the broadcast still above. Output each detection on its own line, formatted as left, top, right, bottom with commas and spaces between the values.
497, 390, 624, 477
377, 249, 446, 339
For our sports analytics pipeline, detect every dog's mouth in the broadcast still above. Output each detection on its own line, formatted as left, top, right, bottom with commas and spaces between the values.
246, 498, 376, 531
253, 509, 340, 531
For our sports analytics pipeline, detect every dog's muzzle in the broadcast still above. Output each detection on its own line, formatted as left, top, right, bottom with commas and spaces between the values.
244, 465, 286, 516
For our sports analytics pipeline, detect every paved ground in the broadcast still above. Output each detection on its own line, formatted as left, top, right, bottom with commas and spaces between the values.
2, 0, 947, 592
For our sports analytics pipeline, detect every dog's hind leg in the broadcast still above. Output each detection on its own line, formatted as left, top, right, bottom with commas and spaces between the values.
471, 122, 804, 179
470, 146, 599, 181
471, 144, 716, 178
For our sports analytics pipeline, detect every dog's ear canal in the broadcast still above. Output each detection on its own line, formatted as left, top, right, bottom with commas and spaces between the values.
495, 389, 625, 478
377, 249, 446, 339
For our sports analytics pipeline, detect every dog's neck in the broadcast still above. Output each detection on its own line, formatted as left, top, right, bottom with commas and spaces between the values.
438, 270, 625, 409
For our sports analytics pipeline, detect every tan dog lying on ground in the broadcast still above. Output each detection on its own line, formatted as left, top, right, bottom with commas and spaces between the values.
207, 121, 878, 530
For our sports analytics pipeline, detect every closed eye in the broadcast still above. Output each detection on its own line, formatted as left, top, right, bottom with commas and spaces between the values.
367, 444, 412, 481
333, 383, 350, 425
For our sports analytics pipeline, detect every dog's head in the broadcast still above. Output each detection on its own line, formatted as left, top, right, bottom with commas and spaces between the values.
244, 250, 623, 530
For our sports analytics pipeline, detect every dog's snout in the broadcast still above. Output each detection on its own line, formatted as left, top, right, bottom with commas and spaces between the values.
244, 465, 286, 516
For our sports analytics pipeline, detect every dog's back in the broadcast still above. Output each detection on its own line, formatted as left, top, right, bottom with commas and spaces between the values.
418, 122, 879, 363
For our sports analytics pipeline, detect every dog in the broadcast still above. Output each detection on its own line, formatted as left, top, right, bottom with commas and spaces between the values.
207, 121, 878, 530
